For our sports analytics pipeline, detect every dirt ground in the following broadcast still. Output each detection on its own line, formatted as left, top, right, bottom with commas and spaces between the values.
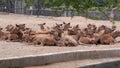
0, 13, 120, 58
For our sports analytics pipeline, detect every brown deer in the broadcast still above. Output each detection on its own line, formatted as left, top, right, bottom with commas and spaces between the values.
16, 24, 26, 31
5, 24, 14, 32
0, 28, 4, 38
22, 28, 34, 43
79, 26, 99, 44
99, 30, 120, 45
63, 22, 71, 31
61, 29, 78, 46
32, 31, 57, 46
5, 24, 24, 42
68, 24, 80, 35
38, 23, 46, 30
97, 25, 116, 34
99, 34, 115, 45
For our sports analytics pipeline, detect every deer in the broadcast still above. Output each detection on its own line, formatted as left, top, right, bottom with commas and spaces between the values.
60, 28, 78, 46
49, 25, 78, 47
5, 25, 18, 41
0, 27, 9, 40
99, 34, 115, 45
67, 24, 80, 35
32, 30, 58, 46
97, 25, 116, 34
77, 24, 97, 44
36, 23, 54, 34
86, 24, 97, 36
5, 24, 25, 42
15, 24, 26, 31
81, 25, 115, 45
99, 30, 120, 45
31, 24, 63, 46
22, 28, 35, 43
38, 23, 46, 30
63, 22, 72, 31
78, 30, 94, 44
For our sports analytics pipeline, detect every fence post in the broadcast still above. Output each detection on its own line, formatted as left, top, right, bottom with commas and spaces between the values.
37, 0, 40, 17
6, 0, 10, 14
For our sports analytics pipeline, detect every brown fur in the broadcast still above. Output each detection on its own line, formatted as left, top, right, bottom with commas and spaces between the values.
16, 24, 26, 31
63, 22, 71, 30
0, 23, 120, 46
38, 23, 46, 30
100, 34, 115, 45
32, 34, 56, 46
61, 32, 78, 46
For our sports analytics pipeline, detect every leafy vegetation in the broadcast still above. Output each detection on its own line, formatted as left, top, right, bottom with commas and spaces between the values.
46, 0, 120, 24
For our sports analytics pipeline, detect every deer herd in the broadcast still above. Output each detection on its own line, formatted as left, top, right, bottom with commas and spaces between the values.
0, 22, 120, 47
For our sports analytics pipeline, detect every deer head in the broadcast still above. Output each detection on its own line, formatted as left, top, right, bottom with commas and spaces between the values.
38, 23, 46, 30
16, 24, 26, 31
6, 25, 14, 32
0, 28, 3, 31
63, 22, 71, 30
112, 30, 120, 39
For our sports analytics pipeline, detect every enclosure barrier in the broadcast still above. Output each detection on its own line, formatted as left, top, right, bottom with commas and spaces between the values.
79, 59, 120, 68
0, 48, 120, 68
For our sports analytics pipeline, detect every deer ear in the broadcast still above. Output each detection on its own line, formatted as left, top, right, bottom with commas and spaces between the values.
60, 24, 62, 26
0, 28, 3, 30
43, 23, 46, 25
112, 26, 116, 28
68, 23, 71, 25
56, 23, 59, 26
23, 24, 25, 26
76, 25, 79, 27
16, 24, 19, 27
63, 22, 66, 24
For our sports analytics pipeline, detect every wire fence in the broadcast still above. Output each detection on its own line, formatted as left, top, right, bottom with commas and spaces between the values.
1, 0, 120, 20
0, 0, 60, 16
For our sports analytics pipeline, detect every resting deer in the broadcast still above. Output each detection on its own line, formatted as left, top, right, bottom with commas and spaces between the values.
36, 23, 53, 34
68, 24, 80, 35
38, 23, 46, 30
63, 22, 71, 31
0, 27, 8, 40
78, 31, 94, 44
16, 24, 26, 31
79, 24, 104, 44
22, 28, 34, 43
32, 30, 59, 46
5, 24, 24, 42
97, 25, 116, 34
99, 30, 120, 45
60, 29, 78, 46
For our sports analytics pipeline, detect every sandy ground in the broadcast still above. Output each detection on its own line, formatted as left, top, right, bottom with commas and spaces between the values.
0, 13, 120, 68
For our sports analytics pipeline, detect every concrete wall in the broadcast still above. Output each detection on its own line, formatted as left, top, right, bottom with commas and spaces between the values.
0, 49, 120, 68
80, 60, 120, 68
